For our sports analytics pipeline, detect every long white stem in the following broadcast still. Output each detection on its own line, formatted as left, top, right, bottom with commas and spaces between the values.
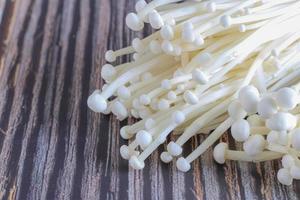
186, 118, 234, 163
176, 97, 233, 146
226, 151, 283, 162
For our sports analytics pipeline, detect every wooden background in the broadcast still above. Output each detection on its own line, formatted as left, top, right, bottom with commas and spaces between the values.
0, 0, 299, 199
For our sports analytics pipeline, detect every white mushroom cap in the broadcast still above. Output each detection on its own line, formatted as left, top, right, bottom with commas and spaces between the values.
149, 11, 164, 29
213, 142, 228, 164
183, 90, 199, 105
220, 15, 232, 28
87, 91, 107, 113
228, 100, 247, 120
182, 22, 195, 43
243, 135, 266, 156
111, 101, 128, 121
120, 145, 139, 160
120, 126, 132, 139
238, 85, 260, 114
266, 112, 297, 131
291, 128, 300, 151
136, 130, 152, 148
160, 152, 173, 163
257, 96, 277, 119
161, 79, 172, 90
277, 168, 293, 186
140, 94, 151, 105
192, 69, 209, 84
101, 64, 116, 81
183, 21, 193, 30
167, 141, 183, 156
281, 155, 295, 169
176, 157, 191, 172
105, 50, 116, 62
275, 87, 298, 110
126, 12, 144, 31
206, 2, 216, 12
135, 0, 147, 12
161, 40, 174, 54
120, 145, 131, 160
172, 111, 186, 124
167, 91, 177, 100
117, 86, 131, 99
266, 131, 279, 144
129, 155, 145, 170
158, 99, 170, 110
161, 24, 174, 40
231, 119, 250, 142
132, 38, 144, 53
195, 52, 212, 64
290, 165, 300, 180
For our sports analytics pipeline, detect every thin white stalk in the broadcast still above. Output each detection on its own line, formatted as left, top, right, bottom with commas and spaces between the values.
226, 151, 283, 162
176, 97, 233, 146
186, 118, 234, 163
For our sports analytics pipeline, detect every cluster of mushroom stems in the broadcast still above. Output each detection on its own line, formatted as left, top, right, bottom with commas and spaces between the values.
88, 0, 300, 185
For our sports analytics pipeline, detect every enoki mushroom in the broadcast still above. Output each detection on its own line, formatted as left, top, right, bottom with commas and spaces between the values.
88, 0, 300, 186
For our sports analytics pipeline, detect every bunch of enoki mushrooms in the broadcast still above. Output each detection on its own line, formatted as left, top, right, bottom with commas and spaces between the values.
88, 0, 300, 185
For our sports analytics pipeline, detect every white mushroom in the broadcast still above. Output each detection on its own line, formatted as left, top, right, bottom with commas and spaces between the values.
266, 112, 297, 131
277, 168, 293, 186
231, 119, 250, 142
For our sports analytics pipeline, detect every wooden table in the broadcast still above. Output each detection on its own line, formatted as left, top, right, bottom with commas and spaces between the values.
0, 0, 299, 199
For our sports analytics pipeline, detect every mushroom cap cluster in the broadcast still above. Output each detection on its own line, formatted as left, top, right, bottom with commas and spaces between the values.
216, 85, 300, 185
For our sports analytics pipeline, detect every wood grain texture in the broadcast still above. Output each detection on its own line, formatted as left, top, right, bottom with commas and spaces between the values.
0, 0, 299, 199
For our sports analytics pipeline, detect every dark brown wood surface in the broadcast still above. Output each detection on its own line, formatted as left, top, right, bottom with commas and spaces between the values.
0, 0, 299, 199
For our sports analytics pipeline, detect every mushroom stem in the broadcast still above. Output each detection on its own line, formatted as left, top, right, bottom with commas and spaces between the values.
186, 118, 234, 163
267, 143, 300, 157
226, 151, 283, 162
176, 97, 233, 147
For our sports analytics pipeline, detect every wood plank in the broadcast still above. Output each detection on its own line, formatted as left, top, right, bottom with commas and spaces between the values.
0, 0, 299, 199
